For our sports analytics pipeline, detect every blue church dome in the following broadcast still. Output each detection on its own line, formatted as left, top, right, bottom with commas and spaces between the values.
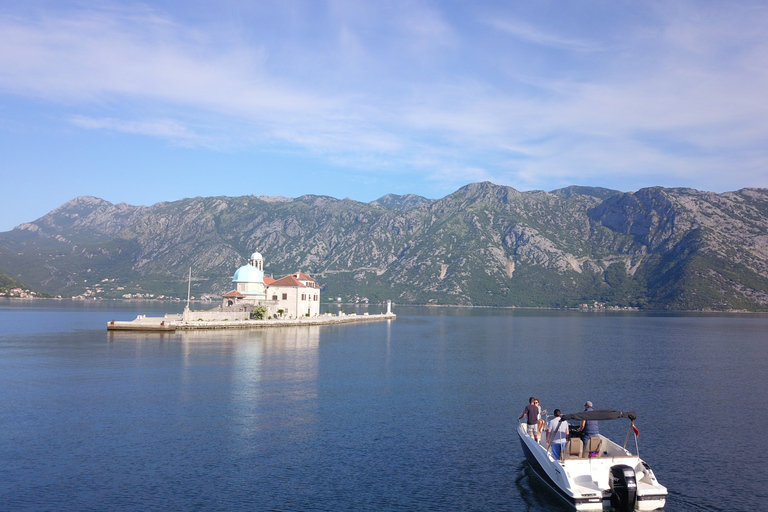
233, 264, 264, 283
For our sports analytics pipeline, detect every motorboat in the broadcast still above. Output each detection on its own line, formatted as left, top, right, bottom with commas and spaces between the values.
517, 409, 667, 511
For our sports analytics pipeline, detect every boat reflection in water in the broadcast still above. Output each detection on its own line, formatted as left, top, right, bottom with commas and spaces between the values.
517, 409, 667, 511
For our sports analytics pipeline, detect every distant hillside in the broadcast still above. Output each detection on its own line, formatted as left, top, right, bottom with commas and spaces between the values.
1, 182, 768, 310
0, 271, 47, 298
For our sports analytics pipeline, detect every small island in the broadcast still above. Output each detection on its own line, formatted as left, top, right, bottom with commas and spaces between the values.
108, 250, 395, 331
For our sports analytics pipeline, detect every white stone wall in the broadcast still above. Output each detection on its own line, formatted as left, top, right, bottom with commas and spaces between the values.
267, 285, 320, 318
182, 309, 249, 322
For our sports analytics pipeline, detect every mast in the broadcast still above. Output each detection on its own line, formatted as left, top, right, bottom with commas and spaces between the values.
186, 267, 191, 309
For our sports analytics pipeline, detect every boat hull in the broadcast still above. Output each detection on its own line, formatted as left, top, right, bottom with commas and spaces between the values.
518, 432, 603, 510
517, 423, 666, 511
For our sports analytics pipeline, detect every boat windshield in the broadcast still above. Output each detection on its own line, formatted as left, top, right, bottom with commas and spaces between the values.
559, 409, 640, 456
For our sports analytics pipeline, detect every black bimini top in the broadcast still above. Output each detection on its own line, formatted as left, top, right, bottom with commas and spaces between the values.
561, 409, 636, 422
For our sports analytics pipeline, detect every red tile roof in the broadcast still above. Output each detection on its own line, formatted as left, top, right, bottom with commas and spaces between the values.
222, 290, 246, 298
263, 276, 275, 285
294, 271, 315, 282
269, 275, 305, 287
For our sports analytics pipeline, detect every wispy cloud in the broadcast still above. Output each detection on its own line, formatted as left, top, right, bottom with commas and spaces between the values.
69, 115, 215, 147
1, 0, 768, 198
485, 18, 599, 51
0, 8, 336, 116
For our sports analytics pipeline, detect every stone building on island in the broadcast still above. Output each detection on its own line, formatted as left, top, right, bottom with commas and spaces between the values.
221, 251, 320, 318
224, 251, 267, 303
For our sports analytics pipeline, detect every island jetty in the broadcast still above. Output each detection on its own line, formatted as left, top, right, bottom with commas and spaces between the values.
108, 301, 396, 332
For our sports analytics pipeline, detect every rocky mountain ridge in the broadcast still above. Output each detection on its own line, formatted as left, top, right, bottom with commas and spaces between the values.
2, 182, 767, 310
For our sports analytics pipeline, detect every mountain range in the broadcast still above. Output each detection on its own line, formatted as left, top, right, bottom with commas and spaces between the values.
2, 181, 768, 311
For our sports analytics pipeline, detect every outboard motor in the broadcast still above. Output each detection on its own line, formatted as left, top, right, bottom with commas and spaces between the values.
610, 464, 637, 512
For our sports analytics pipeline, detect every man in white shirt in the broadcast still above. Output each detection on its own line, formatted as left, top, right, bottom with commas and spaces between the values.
547, 409, 569, 461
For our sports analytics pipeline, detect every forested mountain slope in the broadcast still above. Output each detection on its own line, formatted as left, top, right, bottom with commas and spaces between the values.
2, 182, 767, 310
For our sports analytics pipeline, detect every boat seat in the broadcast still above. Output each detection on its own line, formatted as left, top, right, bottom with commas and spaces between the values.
583, 436, 602, 458
563, 438, 583, 460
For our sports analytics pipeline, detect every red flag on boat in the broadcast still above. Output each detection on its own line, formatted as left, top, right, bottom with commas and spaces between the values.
633, 425, 640, 437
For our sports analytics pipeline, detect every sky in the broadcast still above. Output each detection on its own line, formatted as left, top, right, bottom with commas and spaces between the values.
1, 0, 767, 232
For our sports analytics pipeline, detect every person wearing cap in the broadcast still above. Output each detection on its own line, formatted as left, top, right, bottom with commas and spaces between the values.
577, 400, 599, 446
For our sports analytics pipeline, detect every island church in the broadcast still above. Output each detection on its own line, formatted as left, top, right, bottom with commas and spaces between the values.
221, 251, 320, 318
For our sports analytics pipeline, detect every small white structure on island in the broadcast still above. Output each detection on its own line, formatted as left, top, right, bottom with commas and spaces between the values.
222, 250, 320, 318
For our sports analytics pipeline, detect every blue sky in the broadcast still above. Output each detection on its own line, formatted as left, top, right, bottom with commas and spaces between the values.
2, 1, 767, 231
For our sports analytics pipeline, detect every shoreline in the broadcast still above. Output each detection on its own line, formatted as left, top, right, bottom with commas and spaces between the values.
2, 297, 762, 314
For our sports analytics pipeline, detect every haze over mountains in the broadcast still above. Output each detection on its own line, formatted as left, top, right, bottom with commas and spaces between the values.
2, 182, 768, 311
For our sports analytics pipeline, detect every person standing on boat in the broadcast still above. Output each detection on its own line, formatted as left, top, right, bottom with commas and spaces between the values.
577, 400, 599, 444
518, 397, 540, 441
535, 399, 547, 435
547, 409, 569, 461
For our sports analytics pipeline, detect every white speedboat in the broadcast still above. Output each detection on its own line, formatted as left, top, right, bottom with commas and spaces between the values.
517, 410, 667, 511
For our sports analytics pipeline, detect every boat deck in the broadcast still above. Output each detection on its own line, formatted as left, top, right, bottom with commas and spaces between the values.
519, 422, 667, 511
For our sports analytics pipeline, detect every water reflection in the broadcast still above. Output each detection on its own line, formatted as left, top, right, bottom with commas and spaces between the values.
3, 304, 767, 511
177, 327, 322, 457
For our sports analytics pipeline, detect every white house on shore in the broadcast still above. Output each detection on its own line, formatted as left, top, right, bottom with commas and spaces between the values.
221, 251, 321, 318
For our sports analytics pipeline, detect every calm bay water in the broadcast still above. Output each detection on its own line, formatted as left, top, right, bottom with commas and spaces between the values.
1, 300, 766, 511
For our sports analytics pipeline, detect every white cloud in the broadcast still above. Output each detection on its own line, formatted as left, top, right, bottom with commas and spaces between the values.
69, 115, 215, 147
1, 1, 768, 194
485, 18, 598, 51
0, 8, 335, 116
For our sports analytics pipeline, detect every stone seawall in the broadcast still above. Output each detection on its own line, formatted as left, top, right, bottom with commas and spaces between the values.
176, 313, 395, 330
182, 310, 250, 322
108, 313, 396, 331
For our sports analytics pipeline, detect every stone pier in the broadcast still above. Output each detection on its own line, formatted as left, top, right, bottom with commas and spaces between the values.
108, 310, 396, 332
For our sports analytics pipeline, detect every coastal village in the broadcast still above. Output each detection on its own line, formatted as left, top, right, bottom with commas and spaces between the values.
0, 287, 41, 299
108, 250, 395, 331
